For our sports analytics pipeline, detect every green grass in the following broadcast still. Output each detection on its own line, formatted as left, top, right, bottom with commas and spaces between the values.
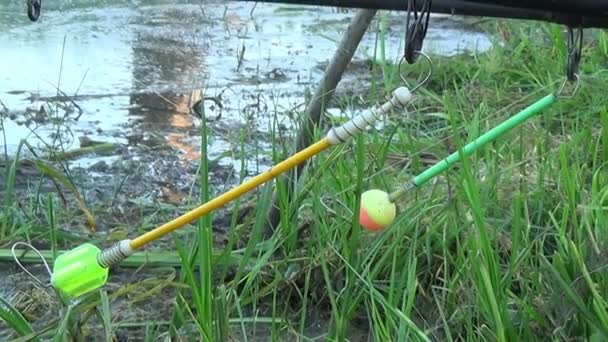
0, 295, 36, 339
2, 17, 608, 341
1, 140, 23, 241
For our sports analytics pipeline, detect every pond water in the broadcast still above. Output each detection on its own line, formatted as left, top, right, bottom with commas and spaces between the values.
0, 0, 491, 168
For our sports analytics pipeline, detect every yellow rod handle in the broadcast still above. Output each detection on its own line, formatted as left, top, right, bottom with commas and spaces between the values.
130, 138, 332, 250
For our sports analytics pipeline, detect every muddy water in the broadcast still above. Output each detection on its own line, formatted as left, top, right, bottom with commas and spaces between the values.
0, 0, 490, 166
0, 1, 491, 339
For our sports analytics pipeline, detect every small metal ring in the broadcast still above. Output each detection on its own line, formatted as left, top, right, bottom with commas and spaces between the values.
556, 74, 580, 99
27, 0, 42, 22
398, 51, 433, 92
11, 242, 53, 288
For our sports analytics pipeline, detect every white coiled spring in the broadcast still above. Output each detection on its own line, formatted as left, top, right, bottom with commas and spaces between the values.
388, 179, 417, 202
327, 87, 413, 145
97, 240, 133, 268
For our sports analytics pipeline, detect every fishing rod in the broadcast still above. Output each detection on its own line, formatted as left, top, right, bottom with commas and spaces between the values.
12, 55, 579, 299
11, 55, 427, 298
23, 0, 608, 28
234, 0, 608, 28
13, 0, 583, 300
462, 0, 608, 15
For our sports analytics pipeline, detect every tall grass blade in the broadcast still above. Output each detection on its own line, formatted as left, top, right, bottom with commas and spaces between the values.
197, 90, 214, 339
173, 238, 211, 341
98, 290, 113, 342
0, 295, 37, 340
33, 160, 96, 231
47, 194, 58, 260
600, 109, 608, 163
52, 304, 74, 342
1, 140, 24, 240
446, 95, 511, 341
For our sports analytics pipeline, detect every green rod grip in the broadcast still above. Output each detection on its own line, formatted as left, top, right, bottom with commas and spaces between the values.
412, 93, 556, 187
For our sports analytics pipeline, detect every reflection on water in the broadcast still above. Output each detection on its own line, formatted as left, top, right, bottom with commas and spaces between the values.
128, 8, 207, 163
166, 92, 201, 162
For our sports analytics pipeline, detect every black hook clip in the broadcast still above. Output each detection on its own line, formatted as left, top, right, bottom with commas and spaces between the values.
27, 0, 42, 22
404, 0, 432, 64
566, 25, 583, 82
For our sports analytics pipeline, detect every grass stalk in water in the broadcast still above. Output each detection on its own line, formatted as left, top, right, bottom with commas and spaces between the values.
198, 90, 215, 339
1, 140, 24, 240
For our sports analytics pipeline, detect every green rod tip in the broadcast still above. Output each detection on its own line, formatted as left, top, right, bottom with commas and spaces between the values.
51, 243, 108, 298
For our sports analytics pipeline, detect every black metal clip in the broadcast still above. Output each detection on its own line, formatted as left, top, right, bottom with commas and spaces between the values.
404, 0, 432, 64
27, 0, 42, 22
566, 25, 583, 82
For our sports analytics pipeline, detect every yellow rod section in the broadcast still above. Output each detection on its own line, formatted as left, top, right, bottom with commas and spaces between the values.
130, 138, 332, 250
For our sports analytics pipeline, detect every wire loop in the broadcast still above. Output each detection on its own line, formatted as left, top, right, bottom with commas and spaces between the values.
556, 74, 580, 99
11, 242, 53, 288
398, 51, 433, 92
